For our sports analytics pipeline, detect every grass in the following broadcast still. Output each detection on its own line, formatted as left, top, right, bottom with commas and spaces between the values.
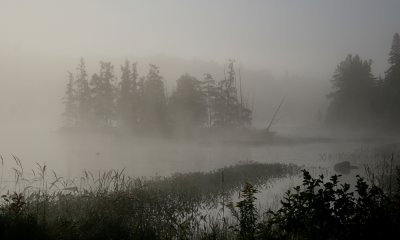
0, 160, 299, 240
1, 150, 399, 239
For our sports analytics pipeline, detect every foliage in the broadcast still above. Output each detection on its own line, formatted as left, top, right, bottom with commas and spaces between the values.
0, 162, 296, 240
228, 182, 258, 240
169, 73, 207, 133
213, 60, 251, 128
141, 64, 167, 133
262, 170, 400, 240
75, 58, 91, 127
326, 54, 376, 127
1, 158, 400, 239
0, 193, 49, 240
62, 72, 77, 127
62, 59, 253, 134
383, 33, 400, 124
116, 60, 139, 129
326, 32, 400, 130
90, 61, 116, 127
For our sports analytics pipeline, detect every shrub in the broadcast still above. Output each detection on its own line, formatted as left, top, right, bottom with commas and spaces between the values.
261, 170, 400, 240
228, 182, 258, 240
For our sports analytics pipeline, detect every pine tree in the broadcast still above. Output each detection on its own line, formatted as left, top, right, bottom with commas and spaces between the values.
74, 57, 91, 126
223, 59, 239, 126
213, 60, 251, 128
326, 54, 376, 126
136, 75, 146, 126
169, 74, 207, 133
387, 33, 400, 73
90, 62, 116, 127
384, 33, 400, 122
141, 64, 167, 132
116, 60, 139, 128
62, 72, 77, 127
131, 62, 139, 125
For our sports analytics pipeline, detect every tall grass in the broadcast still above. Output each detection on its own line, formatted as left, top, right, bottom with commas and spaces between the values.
0, 159, 298, 240
0, 151, 399, 239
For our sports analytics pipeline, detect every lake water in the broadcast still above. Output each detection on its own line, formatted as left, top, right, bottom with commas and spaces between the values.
1, 126, 399, 205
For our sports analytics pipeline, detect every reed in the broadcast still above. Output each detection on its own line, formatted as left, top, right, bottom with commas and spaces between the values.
0, 159, 298, 240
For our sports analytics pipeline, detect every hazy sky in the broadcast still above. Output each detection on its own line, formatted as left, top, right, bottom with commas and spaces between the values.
1, 0, 399, 77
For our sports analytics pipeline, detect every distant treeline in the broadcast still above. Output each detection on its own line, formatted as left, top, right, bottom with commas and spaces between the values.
62, 59, 252, 134
327, 33, 400, 130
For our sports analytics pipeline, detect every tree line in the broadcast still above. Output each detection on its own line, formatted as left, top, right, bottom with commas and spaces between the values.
62, 59, 252, 134
327, 33, 400, 130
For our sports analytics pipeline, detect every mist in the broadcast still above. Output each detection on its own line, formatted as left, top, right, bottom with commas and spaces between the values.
1, 1, 400, 238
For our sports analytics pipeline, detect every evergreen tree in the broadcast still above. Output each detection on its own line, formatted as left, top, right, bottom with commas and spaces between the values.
116, 60, 139, 128
387, 33, 400, 74
213, 60, 252, 128
62, 72, 77, 127
141, 64, 167, 132
326, 54, 376, 127
223, 59, 239, 126
131, 62, 139, 124
61, 58, 253, 132
384, 33, 400, 122
90, 62, 116, 127
169, 74, 207, 132
74, 57, 91, 126
136, 75, 146, 126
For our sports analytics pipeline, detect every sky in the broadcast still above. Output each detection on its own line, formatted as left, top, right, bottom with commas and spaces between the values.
0, 0, 399, 78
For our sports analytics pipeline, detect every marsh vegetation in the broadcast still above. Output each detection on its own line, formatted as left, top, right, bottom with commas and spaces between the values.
0, 156, 399, 239
0, 161, 300, 240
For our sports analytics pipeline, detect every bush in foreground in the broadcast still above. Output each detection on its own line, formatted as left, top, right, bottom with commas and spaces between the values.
258, 169, 400, 240
0, 163, 399, 239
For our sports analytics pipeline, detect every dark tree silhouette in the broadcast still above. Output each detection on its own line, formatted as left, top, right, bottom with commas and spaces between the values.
326, 54, 376, 127
213, 60, 252, 128
169, 73, 207, 133
116, 60, 139, 129
90, 62, 116, 127
62, 59, 253, 133
141, 64, 167, 132
74, 58, 91, 127
62, 72, 77, 127
384, 33, 400, 123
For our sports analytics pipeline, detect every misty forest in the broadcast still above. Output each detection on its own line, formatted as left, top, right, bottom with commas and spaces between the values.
1, 1, 400, 240
62, 59, 252, 135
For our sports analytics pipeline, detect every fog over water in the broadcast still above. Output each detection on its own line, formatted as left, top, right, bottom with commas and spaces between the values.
1, 0, 400, 191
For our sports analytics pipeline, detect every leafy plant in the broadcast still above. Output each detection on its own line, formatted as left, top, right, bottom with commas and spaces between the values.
228, 182, 258, 240
262, 169, 400, 240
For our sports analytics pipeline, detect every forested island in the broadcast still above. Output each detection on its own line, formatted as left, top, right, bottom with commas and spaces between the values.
62, 33, 400, 137
62, 59, 252, 136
